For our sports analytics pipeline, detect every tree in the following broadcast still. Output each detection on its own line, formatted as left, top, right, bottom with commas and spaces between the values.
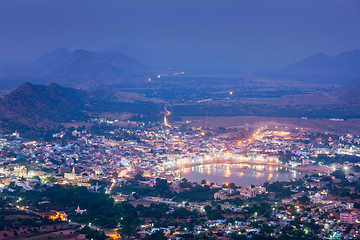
80, 226, 107, 240
44, 176, 55, 183
352, 165, 360, 172
134, 172, 145, 181
331, 170, 346, 180
180, 178, 192, 188
204, 205, 212, 214
278, 150, 292, 164
298, 195, 310, 204
32, 176, 40, 180
224, 182, 236, 189
231, 232, 247, 240
234, 197, 244, 207
155, 178, 169, 192
145, 230, 167, 240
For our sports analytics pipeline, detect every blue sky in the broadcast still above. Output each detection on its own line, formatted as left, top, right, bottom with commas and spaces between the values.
1, 0, 360, 69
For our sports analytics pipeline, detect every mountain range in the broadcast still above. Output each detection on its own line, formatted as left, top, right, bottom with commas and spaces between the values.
0, 48, 153, 90
258, 49, 360, 84
1, 47, 359, 92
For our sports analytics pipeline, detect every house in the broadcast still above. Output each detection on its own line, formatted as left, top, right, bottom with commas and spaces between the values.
0, 177, 10, 186
239, 188, 257, 199
214, 190, 228, 200
13, 166, 27, 177
340, 212, 358, 224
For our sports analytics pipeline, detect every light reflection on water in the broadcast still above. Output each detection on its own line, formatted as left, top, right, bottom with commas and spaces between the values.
180, 164, 299, 188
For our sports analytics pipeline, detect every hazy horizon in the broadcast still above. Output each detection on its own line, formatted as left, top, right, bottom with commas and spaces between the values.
1, 0, 360, 71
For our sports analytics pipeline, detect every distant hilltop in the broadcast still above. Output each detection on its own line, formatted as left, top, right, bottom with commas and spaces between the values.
0, 47, 153, 90
257, 49, 360, 84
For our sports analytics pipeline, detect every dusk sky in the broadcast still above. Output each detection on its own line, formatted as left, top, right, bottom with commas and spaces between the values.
1, 0, 360, 69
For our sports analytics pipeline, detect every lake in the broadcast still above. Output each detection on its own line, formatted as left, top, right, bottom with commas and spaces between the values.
180, 164, 301, 187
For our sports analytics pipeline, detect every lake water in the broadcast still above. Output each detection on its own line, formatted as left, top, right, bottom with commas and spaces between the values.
180, 164, 301, 188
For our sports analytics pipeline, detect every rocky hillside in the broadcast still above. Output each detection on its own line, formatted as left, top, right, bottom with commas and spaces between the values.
0, 82, 89, 132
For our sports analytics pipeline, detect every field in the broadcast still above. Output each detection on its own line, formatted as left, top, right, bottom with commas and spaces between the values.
179, 116, 360, 135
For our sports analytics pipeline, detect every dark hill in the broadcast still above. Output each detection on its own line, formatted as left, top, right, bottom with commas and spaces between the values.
258, 49, 360, 84
0, 48, 153, 90
0, 82, 89, 132
0, 82, 164, 135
